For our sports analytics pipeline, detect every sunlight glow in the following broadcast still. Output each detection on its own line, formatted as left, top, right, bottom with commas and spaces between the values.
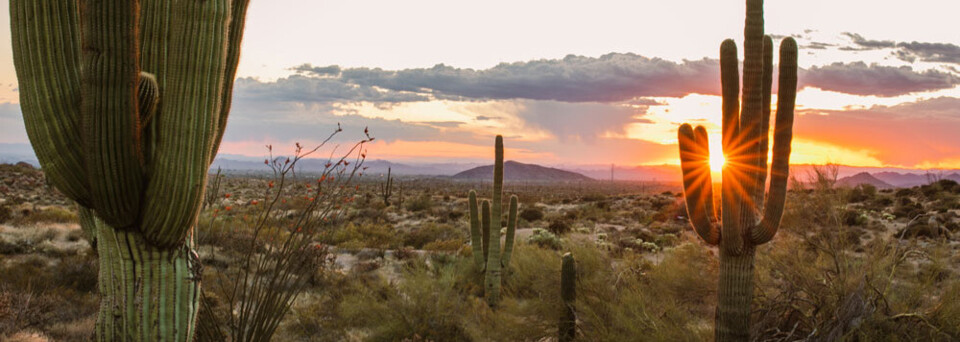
708, 133, 724, 172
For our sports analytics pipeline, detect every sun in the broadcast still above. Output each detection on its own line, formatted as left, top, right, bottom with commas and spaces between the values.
707, 134, 725, 172
709, 152, 726, 172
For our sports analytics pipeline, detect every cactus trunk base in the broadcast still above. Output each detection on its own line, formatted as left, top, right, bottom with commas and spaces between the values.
94, 219, 202, 341
715, 248, 755, 342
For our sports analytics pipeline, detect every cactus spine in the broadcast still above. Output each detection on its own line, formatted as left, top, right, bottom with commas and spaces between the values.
677, 0, 797, 340
380, 167, 394, 206
467, 135, 518, 307
559, 252, 577, 342
11, 0, 250, 340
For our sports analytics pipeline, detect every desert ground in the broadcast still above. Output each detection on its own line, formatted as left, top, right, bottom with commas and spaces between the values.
1, 162, 959, 341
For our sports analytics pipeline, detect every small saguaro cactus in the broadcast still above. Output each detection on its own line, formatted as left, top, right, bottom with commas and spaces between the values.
468, 135, 519, 307
11, 0, 250, 340
677, 0, 797, 340
559, 252, 577, 342
380, 167, 394, 206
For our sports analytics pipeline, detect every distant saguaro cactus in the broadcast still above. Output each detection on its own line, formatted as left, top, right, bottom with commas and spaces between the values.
11, 0, 250, 340
559, 252, 577, 342
676, 0, 797, 340
468, 135, 519, 307
380, 167, 394, 206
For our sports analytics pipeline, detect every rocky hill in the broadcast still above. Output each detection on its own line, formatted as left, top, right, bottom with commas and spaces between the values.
451, 161, 592, 182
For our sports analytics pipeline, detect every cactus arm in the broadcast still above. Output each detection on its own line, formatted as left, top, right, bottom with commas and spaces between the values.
719, 39, 744, 255
10, 0, 91, 206
751, 37, 797, 245
559, 252, 577, 342
140, 0, 232, 248
78, 205, 99, 249
485, 135, 504, 307
481, 199, 491, 263
501, 195, 518, 268
678, 124, 720, 245
137, 72, 160, 130
79, 0, 146, 229
210, 0, 252, 159
756, 35, 774, 209
137, 72, 160, 169
468, 190, 484, 267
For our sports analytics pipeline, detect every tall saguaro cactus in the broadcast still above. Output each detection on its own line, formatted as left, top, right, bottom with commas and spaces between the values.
468, 135, 519, 307
11, 0, 250, 340
677, 0, 797, 340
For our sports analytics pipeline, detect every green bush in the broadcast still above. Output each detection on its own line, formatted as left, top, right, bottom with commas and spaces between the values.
519, 207, 544, 222
402, 222, 462, 249
405, 193, 434, 212
526, 228, 561, 250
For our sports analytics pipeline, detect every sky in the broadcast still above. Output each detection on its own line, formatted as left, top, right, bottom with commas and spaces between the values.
2, 0, 960, 169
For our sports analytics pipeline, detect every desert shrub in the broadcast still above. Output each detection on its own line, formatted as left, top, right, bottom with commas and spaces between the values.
322, 222, 400, 250
893, 201, 924, 220
518, 207, 544, 222
895, 188, 917, 198
402, 222, 462, 249
842, 209, 867, 226
10, 206, 77, 226
547, 219, 572, 235
422, 239, 465, 252
846, 184, 876, 203
581, 193, 605, 202
0, 203, 11, 223
526, 228, 561, 250
405, 193, 434, 212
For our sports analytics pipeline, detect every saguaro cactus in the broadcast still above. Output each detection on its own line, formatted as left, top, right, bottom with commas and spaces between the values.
677, 0, 797, 340
380, 167, 394, 206
467, 135, 519, 307
11, 0, 250, 340
559, 252, 577, 342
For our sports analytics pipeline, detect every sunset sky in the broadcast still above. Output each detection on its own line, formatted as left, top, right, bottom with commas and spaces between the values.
1, 0, 959, 169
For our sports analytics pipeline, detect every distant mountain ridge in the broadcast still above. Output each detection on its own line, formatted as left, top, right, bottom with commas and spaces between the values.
836, 171, 960, 188
836, 172, 894, 189
452, 161, 592, 182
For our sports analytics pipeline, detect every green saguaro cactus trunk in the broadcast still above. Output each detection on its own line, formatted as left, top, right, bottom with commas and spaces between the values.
559, 252, 577, 342
467, 135, 518, 307
11, 0, 250, 340
677, 0, 797, 340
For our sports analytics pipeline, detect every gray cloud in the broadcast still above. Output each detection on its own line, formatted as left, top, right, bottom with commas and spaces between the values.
513, 100, 649, 142
801, 62, 960, 97
895, 41, 960, 64
843, 33, 960, 64
234, 76, 430, 104
301, 53, 722, 102
291, 64, 342, 76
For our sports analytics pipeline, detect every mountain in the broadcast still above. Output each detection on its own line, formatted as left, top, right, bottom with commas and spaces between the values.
836, 172, 894, 189
452, 161, 592, 182
873, 172, 929, 188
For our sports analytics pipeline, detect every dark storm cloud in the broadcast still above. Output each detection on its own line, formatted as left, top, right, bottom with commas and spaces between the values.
801, 62, 960, 97
299, 53, 722, 102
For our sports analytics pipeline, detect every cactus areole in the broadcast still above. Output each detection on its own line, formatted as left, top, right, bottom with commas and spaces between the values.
11, 0, 250, 340
677, 0, 797, 340
468, 135, 519, 307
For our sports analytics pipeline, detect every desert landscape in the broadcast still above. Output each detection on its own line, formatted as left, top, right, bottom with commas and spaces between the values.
2, 0, 960, 341
2, 155, 959, 340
